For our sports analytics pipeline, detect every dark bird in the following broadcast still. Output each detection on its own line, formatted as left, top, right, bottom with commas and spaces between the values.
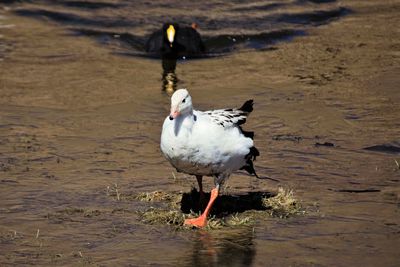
145, 23, 205, 59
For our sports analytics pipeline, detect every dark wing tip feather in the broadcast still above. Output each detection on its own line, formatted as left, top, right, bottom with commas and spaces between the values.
238, 126, 254, 139
241, 146, 260, 177
239, 99, 254, 113
240, 159, 259, 178
249, 146, 260, 160
236, 118, 247, 125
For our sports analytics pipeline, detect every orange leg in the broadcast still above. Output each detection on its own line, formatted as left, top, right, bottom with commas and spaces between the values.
184, 186, 219, 228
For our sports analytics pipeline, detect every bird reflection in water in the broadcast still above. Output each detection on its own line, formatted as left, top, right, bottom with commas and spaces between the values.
161, 58, 178, 96
186, 227, 256, 267
145, 23, 205, 95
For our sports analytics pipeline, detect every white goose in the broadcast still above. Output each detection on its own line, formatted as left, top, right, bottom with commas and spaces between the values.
160, 89, 259, 227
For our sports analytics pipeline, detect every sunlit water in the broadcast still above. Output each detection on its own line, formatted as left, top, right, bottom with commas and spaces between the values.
0, 0, 399, 266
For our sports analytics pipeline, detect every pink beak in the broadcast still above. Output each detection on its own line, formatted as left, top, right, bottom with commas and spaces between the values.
169, 107, 180, 119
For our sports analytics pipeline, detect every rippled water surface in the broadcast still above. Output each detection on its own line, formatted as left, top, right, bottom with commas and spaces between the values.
11, 0, 350, 55
0, 0, 399, 266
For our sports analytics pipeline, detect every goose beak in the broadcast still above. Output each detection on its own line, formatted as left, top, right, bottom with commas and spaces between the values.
167, 25, 175, 46
169, 106, 180, 120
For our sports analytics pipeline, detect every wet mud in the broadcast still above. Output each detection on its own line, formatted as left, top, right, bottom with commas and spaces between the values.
1, 0, 400, 266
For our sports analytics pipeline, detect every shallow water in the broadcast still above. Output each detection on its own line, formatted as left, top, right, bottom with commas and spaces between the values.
1, 0, 400, 266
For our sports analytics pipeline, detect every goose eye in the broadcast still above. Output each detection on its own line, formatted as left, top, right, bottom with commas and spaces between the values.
182, 98, 186, 103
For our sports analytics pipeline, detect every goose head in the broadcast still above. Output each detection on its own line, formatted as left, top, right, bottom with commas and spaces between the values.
169, 88, 193, 120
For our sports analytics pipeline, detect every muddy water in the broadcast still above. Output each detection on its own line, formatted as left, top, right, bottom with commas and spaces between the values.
1, 0, 400, 266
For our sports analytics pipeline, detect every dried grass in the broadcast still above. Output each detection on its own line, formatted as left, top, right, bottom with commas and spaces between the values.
139, 208, 185, 226
262, 187, 303, 218
137, 187, 303, 230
